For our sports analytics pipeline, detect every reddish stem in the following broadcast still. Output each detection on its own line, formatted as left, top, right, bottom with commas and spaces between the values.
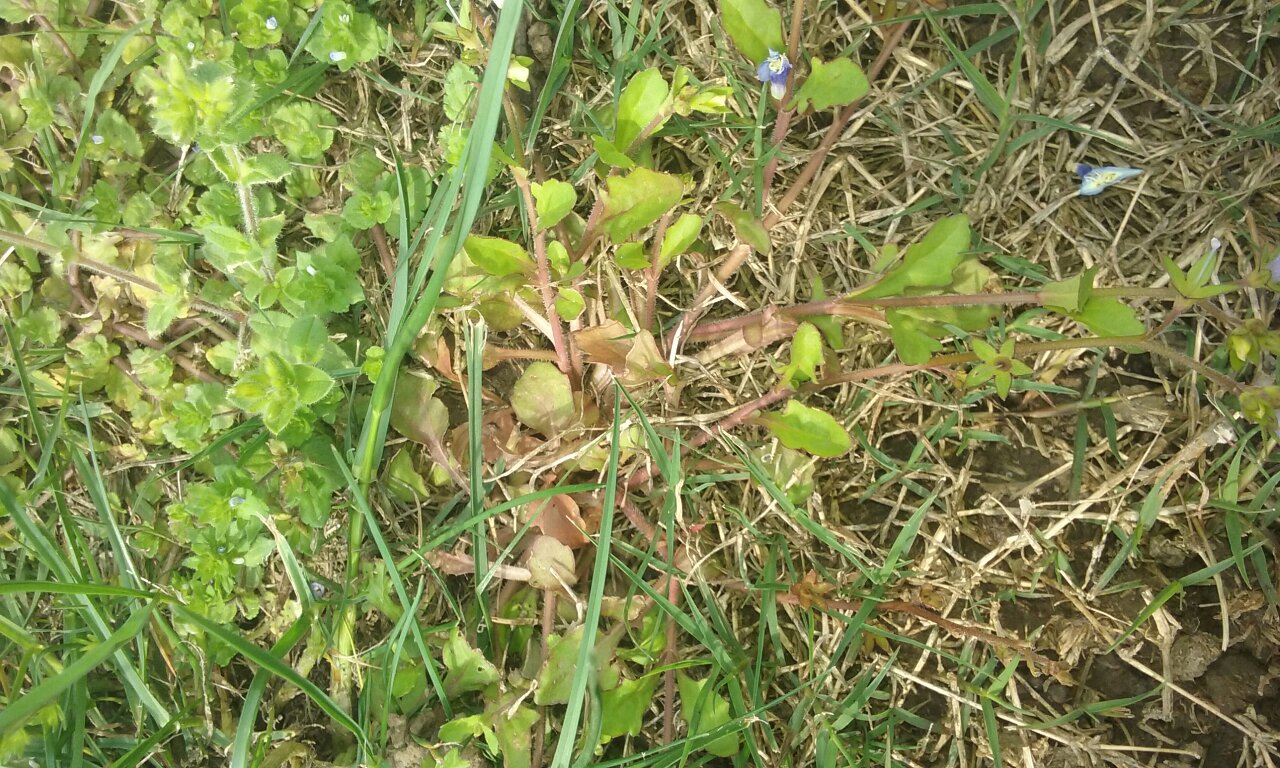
513, 170, 573, 375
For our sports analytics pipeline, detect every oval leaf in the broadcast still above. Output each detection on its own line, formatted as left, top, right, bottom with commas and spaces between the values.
756, 401, 851, 457
511, 361, 577, 436
721, 0, 784, 64
600, 168, 683, 243
788, 57, 869, 113
464, 235, 534, 278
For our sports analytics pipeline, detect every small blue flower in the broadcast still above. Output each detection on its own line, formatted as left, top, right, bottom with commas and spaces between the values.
265, 15, 278, 30
90, 134, 104, 145
228, 495, 246, 508
1267, 253, 1280, 284
329, 50, 347, 63
756, 49, 792, 100
309, 581, 326, 599
1075, 163, 1143, 196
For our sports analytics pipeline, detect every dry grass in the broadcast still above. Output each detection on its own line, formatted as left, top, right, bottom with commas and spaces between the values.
335, 0, 1280, 764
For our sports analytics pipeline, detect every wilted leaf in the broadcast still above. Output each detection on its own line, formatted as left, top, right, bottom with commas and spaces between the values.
574, 321, 672, 387
389, 370, 449, 445
510, 361, 577, 436
525, 494, 591, 548
788, 57, 869, 113
713, 202, 770, 255
756, 401, 852, 457
525, 535, 576, 590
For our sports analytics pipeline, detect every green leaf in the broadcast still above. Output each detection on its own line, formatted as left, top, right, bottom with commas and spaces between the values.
614, 241, 650, 269
713, 202, 770, 255
493, 701, 539, 768
554, 287, 584, 321
856, 215, 971, 299
1041, 268, 1096, 313
887, 310, 944, 364
1072, 297, 1146, 337
778, 322, 823, 388
803, 277, 844, 348
239, 153, 292, 185
600, 674, 660, 742
677, 673, 741, 757
531, 179, 576, 230
721, 0, 784, 64
293, 363, 333, 405
615, 67, 671, 151
756, 401, 852, 457
534, 626, 583, 706
788, 57, 869, 113
659, 213, 703, 266
599, 168, 683, 243
510, 361, 577, 436
591, 134, 635, 169
463, 235, 535, 277
443, 628, 499, 695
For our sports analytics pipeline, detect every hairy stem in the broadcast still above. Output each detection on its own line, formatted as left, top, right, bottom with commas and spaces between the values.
513, 170, 572, 374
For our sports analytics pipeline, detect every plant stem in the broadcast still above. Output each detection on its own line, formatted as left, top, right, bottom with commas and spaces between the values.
759, 0, 807, 200
764, 8, 914, 229
513, 169, 572, 374
687, 286, 1193, 342
642, 213, 673, 333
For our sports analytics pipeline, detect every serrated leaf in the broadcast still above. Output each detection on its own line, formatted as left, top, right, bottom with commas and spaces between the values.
788, 57, 869, 112
463, 235, 535, 278
615, 67, 671, 151
239, 153, 292, 185
659, 213, 703, 266
713, 202, 770, 255
721, 0, 784, 64
293, 363, 333, 405
511, 361, 577, 436
756, 401, 851, 457
677, 673, 741, 757
600, 168, 683, 243
532, 179, 576, 230
443, 628, 499, 695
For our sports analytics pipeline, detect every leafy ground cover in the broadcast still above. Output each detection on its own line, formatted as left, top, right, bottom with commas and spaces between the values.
1, 0, 1279, 765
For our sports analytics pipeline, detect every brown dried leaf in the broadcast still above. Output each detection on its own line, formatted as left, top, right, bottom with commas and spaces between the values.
524, 494, 591, 549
